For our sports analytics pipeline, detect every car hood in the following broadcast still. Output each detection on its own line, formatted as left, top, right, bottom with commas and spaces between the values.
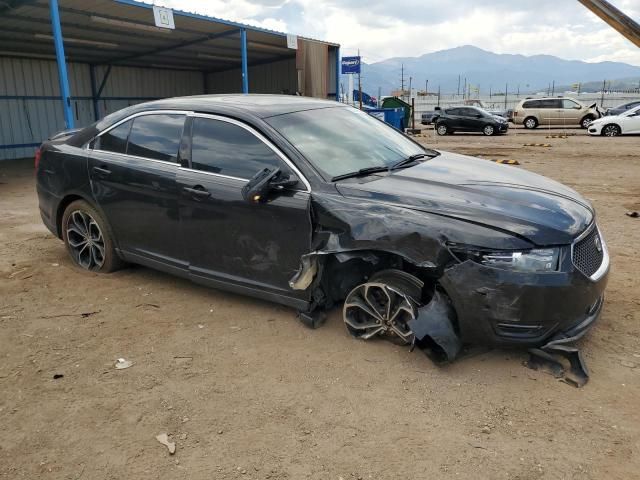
336, 151, 593, 246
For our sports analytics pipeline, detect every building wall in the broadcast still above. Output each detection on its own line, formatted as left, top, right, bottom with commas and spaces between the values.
206, 58, 297, 95
0, 57, 204, 160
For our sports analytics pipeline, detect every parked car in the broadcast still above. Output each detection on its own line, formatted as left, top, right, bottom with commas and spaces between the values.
588, 104, 640, 136
513, 97, 603, 129
36, 95, 608, 368
435, 106, 509, 135
420, 107, 441, 125
605, 100, 640, 116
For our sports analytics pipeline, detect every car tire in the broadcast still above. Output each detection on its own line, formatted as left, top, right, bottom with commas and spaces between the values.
580, 116, 595, 129
602, 124, 621, 137
436, 124, 448, 136
61, 199, 124, 273
523, 117, 538, 129
483, 125, 495, 136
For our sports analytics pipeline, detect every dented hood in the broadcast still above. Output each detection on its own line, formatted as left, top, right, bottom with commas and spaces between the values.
336, 151, 593, 246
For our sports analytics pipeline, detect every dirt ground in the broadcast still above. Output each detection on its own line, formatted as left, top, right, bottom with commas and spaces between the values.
1, 126, 639, 480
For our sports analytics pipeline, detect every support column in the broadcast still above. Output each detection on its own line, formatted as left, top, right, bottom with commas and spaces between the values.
240, 28, 249, 94
49, 0, 74, 129
335, 46, 340, 102
89, 64, 100, 121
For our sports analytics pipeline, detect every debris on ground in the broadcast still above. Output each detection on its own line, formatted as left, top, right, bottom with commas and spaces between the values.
53, 374, 64, 379
155, 433, 176, 454
626, 211, 639, 218
114, 358, 133, 370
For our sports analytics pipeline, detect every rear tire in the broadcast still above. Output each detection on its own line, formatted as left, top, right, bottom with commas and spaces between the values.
436, 123, 448, 136
523, 117, 538, 129
61, 200, 124, 273
602, 124, 621, 137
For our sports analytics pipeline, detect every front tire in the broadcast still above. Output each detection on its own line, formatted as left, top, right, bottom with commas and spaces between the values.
61, 200, 123, 272
580, 116, 595, 129
436, 124, 448, 136
602, 124, 621, 137
523, 117, 538, 129
483, 125, 495, 136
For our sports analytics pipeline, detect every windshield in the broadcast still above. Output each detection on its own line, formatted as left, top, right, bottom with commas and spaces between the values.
266, 106, 426, 179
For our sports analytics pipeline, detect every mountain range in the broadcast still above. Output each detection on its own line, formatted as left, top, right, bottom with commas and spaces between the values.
349, 46, 640, 96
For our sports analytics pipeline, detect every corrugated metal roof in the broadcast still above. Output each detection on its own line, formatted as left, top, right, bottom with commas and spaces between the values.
0, 0, 338, 72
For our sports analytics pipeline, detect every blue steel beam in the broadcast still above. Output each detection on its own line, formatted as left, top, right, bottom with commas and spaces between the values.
240, 28, 249, 94
49, 0, 74, 129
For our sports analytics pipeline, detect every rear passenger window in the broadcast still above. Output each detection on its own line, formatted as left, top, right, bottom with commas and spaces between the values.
97, 120, 132, 154
190, 118, 283, 179
127, 114, 185, 162
522, 100, 539, 108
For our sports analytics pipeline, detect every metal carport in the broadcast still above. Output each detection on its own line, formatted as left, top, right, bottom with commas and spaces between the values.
0, 0, 340, 159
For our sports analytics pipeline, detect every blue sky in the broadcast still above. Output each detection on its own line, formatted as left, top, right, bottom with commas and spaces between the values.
151, 0, 640, 66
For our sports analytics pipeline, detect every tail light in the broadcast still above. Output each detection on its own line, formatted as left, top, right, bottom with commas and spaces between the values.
34, 147, 42, 171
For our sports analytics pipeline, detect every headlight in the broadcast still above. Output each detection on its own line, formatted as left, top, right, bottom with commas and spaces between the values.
450, 246, 560, 272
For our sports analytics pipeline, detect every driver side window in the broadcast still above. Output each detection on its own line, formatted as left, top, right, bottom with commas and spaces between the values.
190, 117, 285, 179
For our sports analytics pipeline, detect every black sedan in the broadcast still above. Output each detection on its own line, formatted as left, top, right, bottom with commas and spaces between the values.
36, 95, 608, 374
435, 106, 509, 136
605, 100, 640, 117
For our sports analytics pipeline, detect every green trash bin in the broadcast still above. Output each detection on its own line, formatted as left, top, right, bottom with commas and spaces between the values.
381, 97, 412, 130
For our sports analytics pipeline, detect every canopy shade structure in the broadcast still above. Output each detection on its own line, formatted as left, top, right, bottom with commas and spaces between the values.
0, 0, 340, 159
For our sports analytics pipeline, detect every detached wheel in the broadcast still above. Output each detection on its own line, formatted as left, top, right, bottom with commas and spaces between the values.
580, 116, 595, 129
602, 124, 621, 137
61, 200, 123, 272
436, 124, 448, 136
523, 117, 538, 129
482, 125, 495, 136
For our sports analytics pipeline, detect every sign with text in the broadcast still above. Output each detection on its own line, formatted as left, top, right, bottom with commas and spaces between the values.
153, 6, 175, 29
341, 56, 361, 74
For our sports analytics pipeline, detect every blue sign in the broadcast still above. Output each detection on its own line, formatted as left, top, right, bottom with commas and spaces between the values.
341, 56, 361, 74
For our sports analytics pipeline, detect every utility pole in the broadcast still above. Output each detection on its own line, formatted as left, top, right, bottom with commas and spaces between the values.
400, 63, 405, 98
437, 84, 441, 107
425, 79, 428, 95
489, 86, 492, 98
457, 74, 461, 96
551, 80, 555, 96
463, 77, 467, 99
408, 76, 412, 103
358, 48, 362, 110
504, 83, 508, 110
378, 86, 381, 108
601, 79, 606, 106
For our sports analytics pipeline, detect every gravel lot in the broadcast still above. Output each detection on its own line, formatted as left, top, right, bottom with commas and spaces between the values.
1, 126, 639, 479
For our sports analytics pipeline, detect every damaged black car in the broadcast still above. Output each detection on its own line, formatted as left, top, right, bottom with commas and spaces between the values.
36, 95, 609, 381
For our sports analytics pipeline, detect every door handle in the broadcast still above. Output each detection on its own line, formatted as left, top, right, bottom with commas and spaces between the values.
183, 186, 211, 199
92, 166, 111, 176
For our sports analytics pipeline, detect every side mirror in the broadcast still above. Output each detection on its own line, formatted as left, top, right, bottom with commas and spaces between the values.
241, 168, 298, 204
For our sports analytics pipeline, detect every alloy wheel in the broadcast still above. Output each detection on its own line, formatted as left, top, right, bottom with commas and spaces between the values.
437, 125, 448, 135
603, 124, 620, 137
483, 125, 494, 136
66, 210, 106, 270
343, 282, 416, 344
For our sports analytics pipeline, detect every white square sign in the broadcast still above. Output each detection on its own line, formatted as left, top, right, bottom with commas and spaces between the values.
287, 34, 298, 49
153, 6, 175, 30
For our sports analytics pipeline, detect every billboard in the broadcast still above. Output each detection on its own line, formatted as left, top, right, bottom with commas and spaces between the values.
341, 56, 361, 74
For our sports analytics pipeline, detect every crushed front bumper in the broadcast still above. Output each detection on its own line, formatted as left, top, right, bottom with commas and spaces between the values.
438, 245, 609, 349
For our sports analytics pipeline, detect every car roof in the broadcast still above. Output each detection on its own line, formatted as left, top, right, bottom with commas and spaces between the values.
125, 94, 347, 119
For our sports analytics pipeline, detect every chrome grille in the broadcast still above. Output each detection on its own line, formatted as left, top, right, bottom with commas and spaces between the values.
572, 226, 604, 278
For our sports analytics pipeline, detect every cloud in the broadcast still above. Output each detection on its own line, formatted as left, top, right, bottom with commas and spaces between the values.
149, 0, 640, 66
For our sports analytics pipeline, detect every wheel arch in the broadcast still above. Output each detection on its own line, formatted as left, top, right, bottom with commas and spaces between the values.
55, 193, 118, 248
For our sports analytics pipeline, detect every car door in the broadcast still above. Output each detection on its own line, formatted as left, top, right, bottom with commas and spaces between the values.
623, 109, 640, 133
446, 108, 465, 130
461, 107, 482, 131
561, 99, 581, 125
177, 114, 312, 306
89, 111, 187, 270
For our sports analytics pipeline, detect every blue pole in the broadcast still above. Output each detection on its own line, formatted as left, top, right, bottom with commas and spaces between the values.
240, 28, 249, 94
49, 0, 74, 129
335, 46, 340, 101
